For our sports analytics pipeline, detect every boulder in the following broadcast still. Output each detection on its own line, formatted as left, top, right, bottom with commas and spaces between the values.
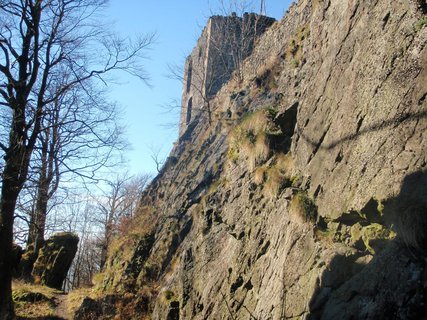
32, 232, 79, 290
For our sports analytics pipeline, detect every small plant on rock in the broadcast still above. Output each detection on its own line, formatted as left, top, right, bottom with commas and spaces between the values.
264, 166, 291, 199
289, 192, 317, 224
227, 108, 281, 170
414, 17, 427, 32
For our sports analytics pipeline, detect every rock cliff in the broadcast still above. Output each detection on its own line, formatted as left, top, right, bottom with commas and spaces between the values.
77, 0, 427, 319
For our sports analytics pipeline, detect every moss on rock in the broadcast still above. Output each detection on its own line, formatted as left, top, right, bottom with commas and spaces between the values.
32, 232, 79, 289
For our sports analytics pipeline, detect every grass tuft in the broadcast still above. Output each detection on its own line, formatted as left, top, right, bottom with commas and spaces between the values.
286, 24, 310, 68
264, 167, 290, 199
414, 17, 427, 32
289, 192, 317, 224
227, 108, 281, 169
254, 166, 267, 185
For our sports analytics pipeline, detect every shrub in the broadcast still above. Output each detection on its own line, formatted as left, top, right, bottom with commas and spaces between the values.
286, 24, 310, 68
264, 166, 291, 199
289, 192, 317, 224
414, 17, 427, 32
254, 166, 267, 185
227, 108, 280, 169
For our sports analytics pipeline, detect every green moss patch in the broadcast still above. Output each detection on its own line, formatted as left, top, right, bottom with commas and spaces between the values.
12, 282, 61, 318
414, 18, 427, 32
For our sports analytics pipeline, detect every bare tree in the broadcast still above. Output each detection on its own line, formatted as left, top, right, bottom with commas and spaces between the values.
94, 173, 150, 269
148, 144, 167, 173
17, 81, 126, 279
68, 201, 99, 290
0, 1, 153, 317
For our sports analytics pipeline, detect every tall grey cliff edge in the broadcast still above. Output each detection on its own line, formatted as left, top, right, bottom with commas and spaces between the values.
76, 0, 427, 319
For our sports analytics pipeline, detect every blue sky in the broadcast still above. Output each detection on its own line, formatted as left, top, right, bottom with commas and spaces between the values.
105, 1, 292, 175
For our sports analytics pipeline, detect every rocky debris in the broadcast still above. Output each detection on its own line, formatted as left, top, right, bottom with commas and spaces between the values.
32, 233, 79, 290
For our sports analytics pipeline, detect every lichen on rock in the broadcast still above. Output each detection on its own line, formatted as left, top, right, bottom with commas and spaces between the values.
32, 232, 79, 290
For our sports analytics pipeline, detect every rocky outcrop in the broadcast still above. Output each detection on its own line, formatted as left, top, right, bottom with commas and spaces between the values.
32, 232, 79, 290
80, 0, 427, 319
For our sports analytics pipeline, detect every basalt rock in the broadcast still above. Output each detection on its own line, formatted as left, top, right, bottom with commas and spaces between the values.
32, 232, 79, 290
78, 0, 427, 318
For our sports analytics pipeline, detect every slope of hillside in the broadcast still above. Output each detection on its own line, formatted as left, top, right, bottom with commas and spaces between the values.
75, 0, 427, 319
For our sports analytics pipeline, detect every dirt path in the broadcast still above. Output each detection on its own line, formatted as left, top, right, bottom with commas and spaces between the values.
54, 294, 71, 320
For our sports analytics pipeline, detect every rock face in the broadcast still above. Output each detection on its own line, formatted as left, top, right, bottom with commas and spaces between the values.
32, 232, 79, 290
83, 0, 427, 319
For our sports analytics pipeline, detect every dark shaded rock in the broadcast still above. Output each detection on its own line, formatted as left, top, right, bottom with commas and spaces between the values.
73, 294, 150, 320
73, 297, 103, 319
166, 301, 180, 320
275, 101, 299, 137
321, 243, 427, 319
11, 244, 23, 277
19, 244, 38, 280
32, 232, 79, 290
124, 233, 155, 280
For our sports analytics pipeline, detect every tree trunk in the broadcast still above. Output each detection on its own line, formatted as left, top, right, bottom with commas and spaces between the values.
22, 187, 49, 279
0, 105, 34, 318
27, 181, 49, 251
0, 167, 21, 320
24, 126, 57, 279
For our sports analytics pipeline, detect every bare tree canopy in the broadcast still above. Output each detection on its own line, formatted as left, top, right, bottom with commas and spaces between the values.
0, 1, 154, 318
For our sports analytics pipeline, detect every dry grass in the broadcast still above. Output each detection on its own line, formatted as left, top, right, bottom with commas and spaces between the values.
15, 301, 56, 319
264, 166, 290, 199
255, 54, 281, 79
254, 166, 267, 185
261, 153, 296, 199
254, 54, 282, 92
289, 192, 317, 224
253, 133, 270, 167
227, 109, 278, 170
12, 281, 61, 318
12, 281, 61, 300
275, 153, 294, 173
240, 110, 271, 133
